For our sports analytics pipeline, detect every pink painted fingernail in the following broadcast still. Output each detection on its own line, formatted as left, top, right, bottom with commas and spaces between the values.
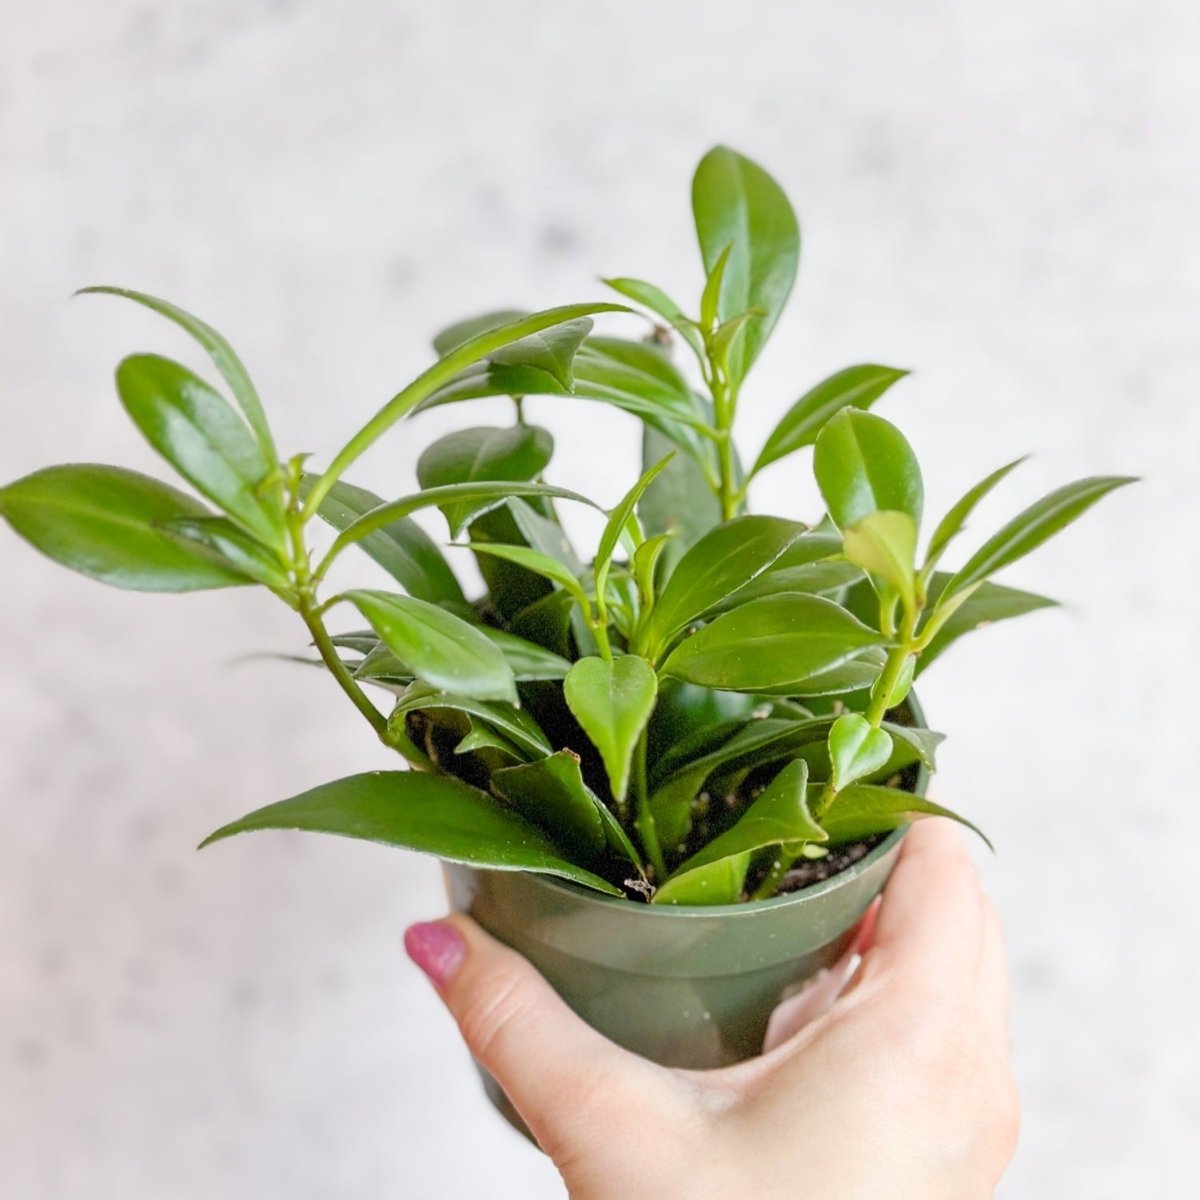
404, 920, 467, 988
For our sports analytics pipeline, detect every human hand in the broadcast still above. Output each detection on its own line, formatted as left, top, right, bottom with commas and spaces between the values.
404, 820, 1019, 1200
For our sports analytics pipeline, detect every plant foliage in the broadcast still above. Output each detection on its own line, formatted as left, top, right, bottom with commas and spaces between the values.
1, 148, 1134, 904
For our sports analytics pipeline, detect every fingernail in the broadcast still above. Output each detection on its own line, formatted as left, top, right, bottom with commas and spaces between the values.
404, 920, 467, 988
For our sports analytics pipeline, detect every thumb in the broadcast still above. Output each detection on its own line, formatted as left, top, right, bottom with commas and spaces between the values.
404, 914, 670, 1152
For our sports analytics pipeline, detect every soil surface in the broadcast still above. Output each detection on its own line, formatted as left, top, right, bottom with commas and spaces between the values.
773, 835, 885, 895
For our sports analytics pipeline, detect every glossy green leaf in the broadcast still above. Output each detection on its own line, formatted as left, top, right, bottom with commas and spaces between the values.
881, 721, 944, 773
465, 543, 589, 607
843, 510, 918, 612
711, 533, 861, 611
327, 480, 599, 558
600, 277, 705, 359
564, 655, 658, 802
479, 627, 572, 681
417, 425, 554, 533
752, 365, 908, 477
301, 476, 467, 610
820, 783, 991, 850
814, 409, 924, 531
788, 647, 889, 698
508, 499, 584, 571
455, 722, 523, 763
160, 516, 289, 588
644, 515, 808, 650
358, 625, 570, 686
828, 713, 893, 791
923, 456, 1027, 573
662, 764, 825, 903
199, 770, 622, 895
662, 593, 887, 693
492, 752, 607, 862
431, 309, 529, 356
700, 243, 733, 330
652, 852, 751, 906
307, 303, 628, 514
346, 589, 516, 703
390, 682, 551, 759
638, 425, 724, 573
0, 464, 251, 591
691, 146, 800, 382
915, 576, 1058, 673
942, 475, 1137, 602
115, 354, 283, 545
593, 455, 675, 603
489, 318, 595, 388
80, 286, 276, 460
652, 714, 832, 794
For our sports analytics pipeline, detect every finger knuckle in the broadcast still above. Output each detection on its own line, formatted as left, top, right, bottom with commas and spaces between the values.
456, 967, 536, 1062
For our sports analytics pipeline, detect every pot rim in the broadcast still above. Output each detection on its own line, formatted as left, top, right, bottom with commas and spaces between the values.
502, 823, 909, 919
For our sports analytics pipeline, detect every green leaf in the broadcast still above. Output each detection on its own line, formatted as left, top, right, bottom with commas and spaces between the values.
654, 759, 825, 906
662, 593, 887, 693
942, 475, 1137, 602
200, 770, 622, 896
843, 510, 918, 613
417, 425, 554, 533
652, 853, 751, 906
478, 627, 572, 681
115, 354, 283, 546
828, 714, 894, 791
593, 455, 675, 603
301, 476, 467, 610
638, 425, 723, 572
465, 543, 589, 606
691, 146, 800, 383
489, 318, 595, 388
508, 499, 584, 572
600, 277, 704, 359
492, 751, 616, 865
419, 338, 713, 460
915, 576, 1059, 673
328, 480, 599, 557
306, 303, 628, 516
820, 783, 991, 850
717, 539, 863, 610
564, 655, 658, 802
644, 515, 807, 650
789, 647, 889, 698
881, 721, 944, 773
432, 309, 528, 356
0, 464, 252, 591
346, 589, 516, 703
358, 628, 571, 688
700, 243, 733, 330
752, 365, 909, 477
923, 456, 1027, 573
390, 682, 551, 759
455, 722, 523, 763
814, 409, 924, 530
80, 286, 276, 460
160, 516, 289, 587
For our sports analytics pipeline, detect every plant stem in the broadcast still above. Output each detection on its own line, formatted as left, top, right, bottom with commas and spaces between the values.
631, 730, 668, 880
300, 599, 389, 741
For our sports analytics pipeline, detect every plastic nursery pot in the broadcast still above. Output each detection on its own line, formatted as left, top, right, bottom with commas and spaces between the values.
444, 699, 932, 1142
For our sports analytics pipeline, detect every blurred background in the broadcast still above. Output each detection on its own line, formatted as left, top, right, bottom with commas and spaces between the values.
2, 1, 1197, 1196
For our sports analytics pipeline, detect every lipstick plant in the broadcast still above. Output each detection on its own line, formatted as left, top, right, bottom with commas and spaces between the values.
0, 148, 1132, 904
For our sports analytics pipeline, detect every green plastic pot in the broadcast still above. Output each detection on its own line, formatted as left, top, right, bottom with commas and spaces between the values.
444, 699, 931, 1139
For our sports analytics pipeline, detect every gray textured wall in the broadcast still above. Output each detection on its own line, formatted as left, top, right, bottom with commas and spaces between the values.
2, 2, 1197, 1196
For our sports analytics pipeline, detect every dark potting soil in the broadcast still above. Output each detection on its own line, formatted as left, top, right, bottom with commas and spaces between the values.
772, 835, 885, 895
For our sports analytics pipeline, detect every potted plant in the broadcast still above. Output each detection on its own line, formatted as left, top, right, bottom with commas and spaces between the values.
0, 146, 1130, 1123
